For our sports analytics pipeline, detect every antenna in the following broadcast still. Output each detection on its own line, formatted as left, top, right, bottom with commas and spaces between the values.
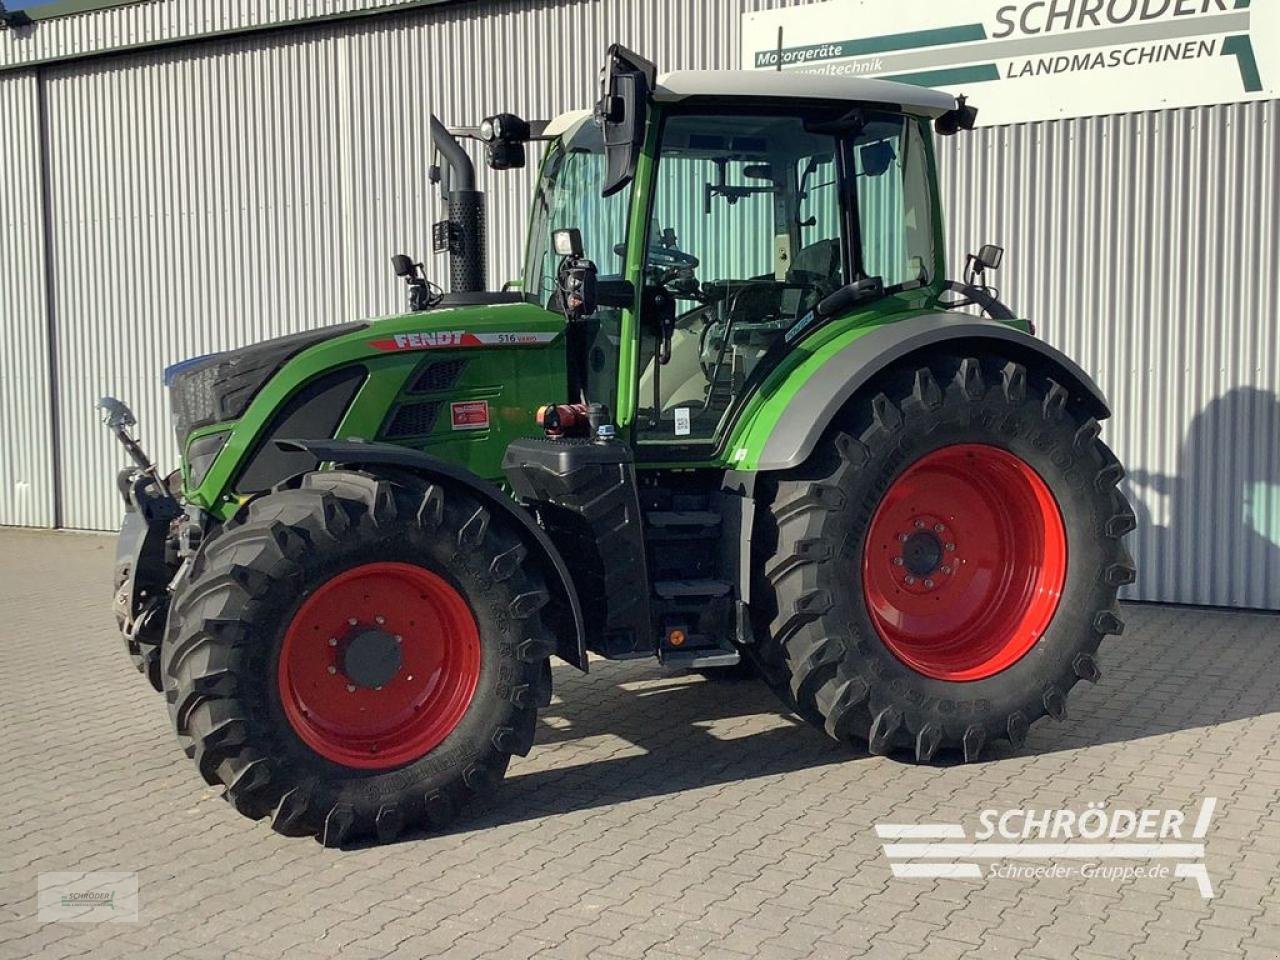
776, 27, 784, 72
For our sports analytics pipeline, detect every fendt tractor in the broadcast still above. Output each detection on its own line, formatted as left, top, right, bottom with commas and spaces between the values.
103, 47, 1135, 846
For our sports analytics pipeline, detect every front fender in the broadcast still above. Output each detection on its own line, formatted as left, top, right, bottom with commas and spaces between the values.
749, 312, 1110, 472
277, 438, 588, 672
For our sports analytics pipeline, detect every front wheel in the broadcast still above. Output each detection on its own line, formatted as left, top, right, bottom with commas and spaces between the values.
751, 354, 1136, 762
161, 470, 555, 845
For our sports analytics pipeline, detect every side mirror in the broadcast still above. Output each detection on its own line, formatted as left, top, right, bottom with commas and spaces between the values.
934, 95, 979, 136
391, 253, 416, 278
596, 44, 657, 198
963, 243, 1004, 289
977, 243, 1004, 271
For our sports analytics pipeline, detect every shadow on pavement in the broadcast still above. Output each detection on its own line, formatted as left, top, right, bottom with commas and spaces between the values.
353, 603, 1280, 849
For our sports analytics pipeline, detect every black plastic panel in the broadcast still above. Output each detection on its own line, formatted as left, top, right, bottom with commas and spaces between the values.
503, 437, 653, 658
234, 366, 366, 492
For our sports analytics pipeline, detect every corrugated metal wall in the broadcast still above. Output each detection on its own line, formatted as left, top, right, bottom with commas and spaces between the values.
0, 0, 1275, 608
936, 101, 1280, 609
33, 0, 747, 533
0, 69, 56, 528
0, 0, 454, 70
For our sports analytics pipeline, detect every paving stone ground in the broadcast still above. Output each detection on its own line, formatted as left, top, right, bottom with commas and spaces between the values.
1, 527, 1279, 960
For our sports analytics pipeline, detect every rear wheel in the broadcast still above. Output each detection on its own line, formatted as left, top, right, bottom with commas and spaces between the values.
161, 469, 555, 844
751, 354, 1136, 761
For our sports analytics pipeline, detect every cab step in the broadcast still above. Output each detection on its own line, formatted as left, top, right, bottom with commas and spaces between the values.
645, 510, 721, 528
661, 647, 741, 669
653, 579, 732, 600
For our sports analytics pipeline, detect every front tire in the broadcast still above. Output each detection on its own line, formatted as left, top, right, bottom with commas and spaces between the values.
752, 354, 1136, 762
161, 470, 555, 845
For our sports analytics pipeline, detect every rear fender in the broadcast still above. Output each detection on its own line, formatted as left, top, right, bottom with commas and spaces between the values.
752, 313, 1110, 472
277, 439, 588, 672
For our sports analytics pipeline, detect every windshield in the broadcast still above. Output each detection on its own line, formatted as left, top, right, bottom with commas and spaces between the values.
522, 121, 631, 413
523, 122, 630, 304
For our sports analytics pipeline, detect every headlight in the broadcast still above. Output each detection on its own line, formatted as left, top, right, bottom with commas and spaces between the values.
479, 118, 496, 142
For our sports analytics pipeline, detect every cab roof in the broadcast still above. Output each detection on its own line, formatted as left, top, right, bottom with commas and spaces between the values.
544, 69, 957, 138
653, 70, 957, 117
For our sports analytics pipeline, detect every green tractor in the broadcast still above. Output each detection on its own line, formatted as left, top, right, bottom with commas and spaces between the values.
104, 47, 1134, 845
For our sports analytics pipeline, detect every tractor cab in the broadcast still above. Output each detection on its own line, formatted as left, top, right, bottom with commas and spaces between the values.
519, 56, 960, 463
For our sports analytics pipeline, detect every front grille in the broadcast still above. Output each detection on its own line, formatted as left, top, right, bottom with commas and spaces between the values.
408, 358, 468, 394
382, 401, 442, 439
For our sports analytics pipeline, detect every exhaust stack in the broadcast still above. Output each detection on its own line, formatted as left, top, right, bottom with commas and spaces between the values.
430, 115, 486, 294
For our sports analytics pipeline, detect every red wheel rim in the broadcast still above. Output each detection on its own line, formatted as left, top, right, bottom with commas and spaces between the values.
277, 562, 480, 769
861, 444, 1066, 681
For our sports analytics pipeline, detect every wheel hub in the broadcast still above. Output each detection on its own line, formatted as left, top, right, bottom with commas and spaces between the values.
861, 444, 1067, 682
900, 530, 944, 577
339, 627, 403, 690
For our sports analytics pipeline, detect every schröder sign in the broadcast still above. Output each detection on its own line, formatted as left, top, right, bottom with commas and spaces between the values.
741, 0, 1276, 125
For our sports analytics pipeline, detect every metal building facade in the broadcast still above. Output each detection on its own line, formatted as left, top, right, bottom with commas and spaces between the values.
0, 0, 1275, 609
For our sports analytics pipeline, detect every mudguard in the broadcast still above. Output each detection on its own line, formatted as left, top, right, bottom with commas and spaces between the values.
276, 438, 588, 672
755, 312, 1111, 471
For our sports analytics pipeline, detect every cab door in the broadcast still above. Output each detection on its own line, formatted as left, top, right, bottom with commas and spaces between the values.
630, 110, 848, 459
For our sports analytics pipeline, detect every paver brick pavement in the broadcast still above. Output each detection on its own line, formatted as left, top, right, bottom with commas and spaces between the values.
1, 528, 1278, 959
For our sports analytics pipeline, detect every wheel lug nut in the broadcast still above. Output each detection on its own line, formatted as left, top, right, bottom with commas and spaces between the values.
328, 637, 337, 647
346, 684, 355, 693
394, 635, 402, 643
898, 533, 909, 543
941, 565, 952, 575
945, 543, 955, 552
347, 618, 357, 626
924, 579, 934, 588
374, 685, 383, 691
893, 557, 905, 567
905, 576, 916, 585
914, 520, 925, 529
327, 666, 337, 675
934, 523, 945, 533
375, 615, 386, 625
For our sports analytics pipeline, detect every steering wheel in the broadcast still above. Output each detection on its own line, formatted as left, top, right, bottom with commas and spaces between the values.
647, 242, 699, 272
644, 226, 702, 299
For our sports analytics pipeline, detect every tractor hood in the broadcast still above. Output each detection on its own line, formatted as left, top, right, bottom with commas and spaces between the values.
173, 301, 569, 514
165, 322, 368, 454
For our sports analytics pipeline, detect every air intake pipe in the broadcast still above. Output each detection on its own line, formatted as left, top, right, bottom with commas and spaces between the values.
430, 115, 486, 294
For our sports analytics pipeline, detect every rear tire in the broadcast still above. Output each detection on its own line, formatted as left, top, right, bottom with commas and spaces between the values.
161, 469, 555, 845
751, 354, 1135, 762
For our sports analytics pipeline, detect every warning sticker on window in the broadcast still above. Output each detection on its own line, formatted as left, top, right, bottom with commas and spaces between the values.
450, 400, 489, 430
674, 408, 691, 437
